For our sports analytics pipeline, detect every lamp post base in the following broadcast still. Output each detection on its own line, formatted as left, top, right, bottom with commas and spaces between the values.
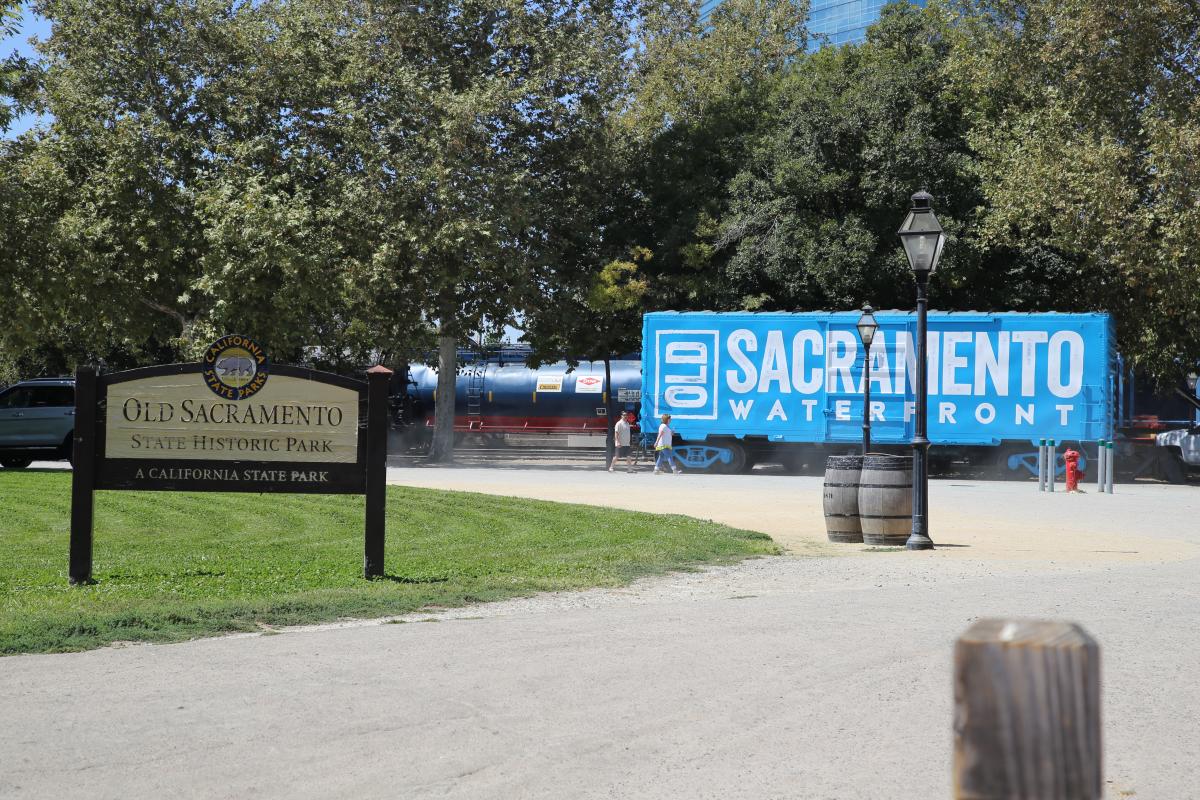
905, 533, 935, 551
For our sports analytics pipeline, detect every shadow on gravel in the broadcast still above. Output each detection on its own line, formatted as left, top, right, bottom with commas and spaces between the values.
862, 543, 971, 552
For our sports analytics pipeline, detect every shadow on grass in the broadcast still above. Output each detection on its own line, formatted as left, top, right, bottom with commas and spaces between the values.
375, 574, 451, 584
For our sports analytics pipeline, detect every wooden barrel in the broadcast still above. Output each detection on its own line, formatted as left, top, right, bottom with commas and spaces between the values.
822, 455, 863, 543
858, 454, 913, 546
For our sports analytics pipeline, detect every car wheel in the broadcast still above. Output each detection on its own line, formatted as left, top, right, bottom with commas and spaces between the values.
0, 457, 33, 469
1160, 450, 1188, 485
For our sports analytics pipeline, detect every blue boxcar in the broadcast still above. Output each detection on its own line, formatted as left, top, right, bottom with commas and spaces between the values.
641, 311, 1114, 471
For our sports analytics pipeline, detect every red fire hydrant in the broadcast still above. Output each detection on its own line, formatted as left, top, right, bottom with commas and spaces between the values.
1064, 448, 1082, 492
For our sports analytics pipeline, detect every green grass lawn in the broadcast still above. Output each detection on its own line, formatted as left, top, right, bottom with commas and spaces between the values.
0, 470, 778, 654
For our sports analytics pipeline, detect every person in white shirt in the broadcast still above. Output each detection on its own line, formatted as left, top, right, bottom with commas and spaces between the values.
609, 411, 635, 473
653, 414, 682, 474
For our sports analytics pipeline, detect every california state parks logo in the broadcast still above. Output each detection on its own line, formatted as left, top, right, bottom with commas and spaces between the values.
202, 334, 269, 400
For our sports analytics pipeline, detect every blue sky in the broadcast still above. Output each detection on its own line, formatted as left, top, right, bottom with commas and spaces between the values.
4, 3, 50, 137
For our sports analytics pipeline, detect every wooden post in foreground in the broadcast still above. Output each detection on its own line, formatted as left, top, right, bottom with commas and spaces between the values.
954, 619, 1101, 799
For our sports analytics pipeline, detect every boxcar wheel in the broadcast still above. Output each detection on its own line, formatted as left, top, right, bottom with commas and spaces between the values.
779, 450, 806, 475
714, 441, 746, 474
988, 445, 1028, 481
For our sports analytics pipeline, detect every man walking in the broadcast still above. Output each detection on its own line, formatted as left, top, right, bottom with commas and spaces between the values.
610, 411, 635, 473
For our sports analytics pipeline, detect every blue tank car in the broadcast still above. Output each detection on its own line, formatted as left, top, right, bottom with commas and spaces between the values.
396, 352, 642, 447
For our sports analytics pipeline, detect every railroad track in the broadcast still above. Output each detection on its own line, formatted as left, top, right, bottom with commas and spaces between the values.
390, 445, 609, 466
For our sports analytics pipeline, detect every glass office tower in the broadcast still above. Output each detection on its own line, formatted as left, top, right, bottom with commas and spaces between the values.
698, 0, 927, 49
807, 0, 926, 47
699, 0, 723, 20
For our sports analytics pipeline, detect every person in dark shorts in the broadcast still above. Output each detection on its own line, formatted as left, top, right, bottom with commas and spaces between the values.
610, 411, 635, 473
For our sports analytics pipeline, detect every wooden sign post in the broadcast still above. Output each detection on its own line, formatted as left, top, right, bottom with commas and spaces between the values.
953, 619, 1102, 800
363, 365, 391, 579
69, 339, 392, 584
69, 366, 98, 585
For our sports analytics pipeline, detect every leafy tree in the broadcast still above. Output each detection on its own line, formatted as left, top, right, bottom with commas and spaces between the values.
323, 0, 638, 459
616, 0, 809, 311
0, 0, 389, 371
1, 1, 478, 379
698, 4, 983, 314
523, 246, 648, 462
626, 0, 808, 131
623, 0, 1180, 358
0, 0, 33, 133
945, 0, 1200, 382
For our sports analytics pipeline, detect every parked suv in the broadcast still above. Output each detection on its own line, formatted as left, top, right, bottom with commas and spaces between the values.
0, 378, 76, 468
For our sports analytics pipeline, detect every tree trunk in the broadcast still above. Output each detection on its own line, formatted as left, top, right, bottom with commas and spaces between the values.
604, 355, 615, 469
429, 333, 457, 462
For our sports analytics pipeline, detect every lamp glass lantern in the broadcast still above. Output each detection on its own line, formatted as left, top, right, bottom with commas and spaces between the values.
856, 304, 878, 349
897, 189, 945, 276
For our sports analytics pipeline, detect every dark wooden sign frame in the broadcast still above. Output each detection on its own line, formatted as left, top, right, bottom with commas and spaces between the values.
69, 362, 392, 584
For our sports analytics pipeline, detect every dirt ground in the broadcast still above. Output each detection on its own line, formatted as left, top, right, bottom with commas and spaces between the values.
386, 463, 1200, 568
4, 463, 1199, 799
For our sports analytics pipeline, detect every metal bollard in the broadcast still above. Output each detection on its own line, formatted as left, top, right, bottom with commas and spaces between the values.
1038, 438, 1046, 491
1105, 441, 1115, 494
1048, 439, 1056, 492
1096, 440, 1106, 492
1036, 434, 1046, 491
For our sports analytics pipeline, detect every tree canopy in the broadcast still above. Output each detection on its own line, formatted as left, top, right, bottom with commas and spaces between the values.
945, 0, 1200, 381
2, 0, 1198, 387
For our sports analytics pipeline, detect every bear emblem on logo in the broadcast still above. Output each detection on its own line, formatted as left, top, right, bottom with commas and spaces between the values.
202, 335, 270, 400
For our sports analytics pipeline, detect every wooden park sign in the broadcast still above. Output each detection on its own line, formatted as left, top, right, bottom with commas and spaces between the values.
69, 335, 392, 584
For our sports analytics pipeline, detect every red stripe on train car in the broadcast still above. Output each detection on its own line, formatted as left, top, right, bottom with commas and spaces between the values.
424, 415, 619, 432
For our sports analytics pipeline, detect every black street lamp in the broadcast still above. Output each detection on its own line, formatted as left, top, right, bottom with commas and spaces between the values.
856, 303, 878, 456
897, 188, 945, 551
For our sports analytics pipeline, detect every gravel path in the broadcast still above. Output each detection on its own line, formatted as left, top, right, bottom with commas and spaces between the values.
386, 465, 1200, 566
